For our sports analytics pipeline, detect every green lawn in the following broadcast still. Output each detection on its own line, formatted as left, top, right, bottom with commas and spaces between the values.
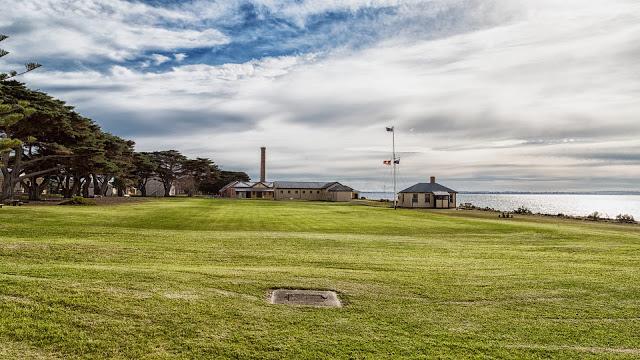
1, 199, 639, 359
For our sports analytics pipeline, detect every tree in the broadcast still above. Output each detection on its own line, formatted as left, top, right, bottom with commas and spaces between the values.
130, 152, 156, 197
199, 170, 250, 195
89, 133, 135, 196
0, 81, 87, 201
181, 157, 220, 196
1, 34, 42, 81
150, 150, 186, 197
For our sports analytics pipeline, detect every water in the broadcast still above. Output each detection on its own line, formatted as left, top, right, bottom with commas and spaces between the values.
360, 192, 640, 219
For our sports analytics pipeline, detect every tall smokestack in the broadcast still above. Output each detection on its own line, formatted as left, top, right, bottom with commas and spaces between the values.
260, 147, 266, 182
430, 176, 436, 184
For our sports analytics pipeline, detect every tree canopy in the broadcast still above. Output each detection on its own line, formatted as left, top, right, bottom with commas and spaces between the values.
0, 79, 244, 201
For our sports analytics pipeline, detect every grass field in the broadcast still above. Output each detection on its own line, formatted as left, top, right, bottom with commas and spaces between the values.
1, 199, 639, 359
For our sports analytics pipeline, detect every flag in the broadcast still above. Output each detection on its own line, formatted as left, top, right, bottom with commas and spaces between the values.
383, 160, 391, 165
386, 126, 394, 132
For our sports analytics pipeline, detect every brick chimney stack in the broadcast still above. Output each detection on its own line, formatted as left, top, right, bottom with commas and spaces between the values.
260, 147, 266, 182
430, 176, 436, 184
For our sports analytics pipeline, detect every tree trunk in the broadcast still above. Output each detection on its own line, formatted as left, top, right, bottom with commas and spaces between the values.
91, 174, 101, 196
1, 152, 10, 201
26, 177, 41, 201
140, 180, 147, 197
1, 149, 22, 201
71, 174, 82, 197
101, 175, 113, 196
163, 181, 172, 197
62, 175, 72, 198
82, 176, 90, 198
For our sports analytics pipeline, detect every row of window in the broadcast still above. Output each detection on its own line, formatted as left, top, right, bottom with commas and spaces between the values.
410, 194, 454, 203
279, 190, 321, 194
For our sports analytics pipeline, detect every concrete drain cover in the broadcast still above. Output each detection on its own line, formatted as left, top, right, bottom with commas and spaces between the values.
269, 289, 341, 307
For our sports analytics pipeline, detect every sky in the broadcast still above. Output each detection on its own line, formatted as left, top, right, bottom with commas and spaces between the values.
1, 0, 639, 192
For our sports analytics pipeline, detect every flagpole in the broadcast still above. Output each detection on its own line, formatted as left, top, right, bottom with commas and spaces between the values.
392, 127, 397, 210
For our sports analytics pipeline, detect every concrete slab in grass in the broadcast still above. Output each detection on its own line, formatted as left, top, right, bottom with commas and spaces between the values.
269, 289, 342, 307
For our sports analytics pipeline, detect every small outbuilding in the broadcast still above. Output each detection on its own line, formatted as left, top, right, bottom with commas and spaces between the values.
398, 176, 457, 209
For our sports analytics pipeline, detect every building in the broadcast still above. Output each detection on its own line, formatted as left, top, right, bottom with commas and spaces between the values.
219, 147, 358, 202
233, 181, 274, 199
273, 181, 357, 201
398, 177, 457, 208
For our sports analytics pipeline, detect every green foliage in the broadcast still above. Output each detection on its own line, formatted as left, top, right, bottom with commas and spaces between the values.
587, 211, 601, 220
58, 196, 96, 206
200, 170, 250, 194
616, 213, 635, 223
0, 99, 35, 153
513, 206, 532, 215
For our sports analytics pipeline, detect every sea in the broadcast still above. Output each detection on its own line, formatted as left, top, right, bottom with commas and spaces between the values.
360, 192, 640, 219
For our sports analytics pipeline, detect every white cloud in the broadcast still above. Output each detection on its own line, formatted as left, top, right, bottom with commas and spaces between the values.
0, 0, 228, 61
14, 0, 640, 191
174, 53, 188, 62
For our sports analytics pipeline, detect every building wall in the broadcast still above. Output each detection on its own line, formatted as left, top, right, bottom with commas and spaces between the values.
236, 190, 273, 199
399, 192, 432, 208
274, 188, 326, 201
220, 187, 236, 198
329, 191, 353, 202
399, 192, 457, 208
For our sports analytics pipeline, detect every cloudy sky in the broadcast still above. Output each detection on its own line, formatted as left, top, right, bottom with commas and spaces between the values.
2, 0, 639, 191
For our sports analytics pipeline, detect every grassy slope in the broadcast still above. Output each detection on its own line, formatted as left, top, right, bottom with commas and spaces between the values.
0, 199, 639, 359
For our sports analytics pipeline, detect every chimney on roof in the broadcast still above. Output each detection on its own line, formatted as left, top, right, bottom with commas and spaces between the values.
260, 147, 266, 182
430, 176, 436, 184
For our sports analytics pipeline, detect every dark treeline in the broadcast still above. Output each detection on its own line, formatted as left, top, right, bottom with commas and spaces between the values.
0, 80, 249, 201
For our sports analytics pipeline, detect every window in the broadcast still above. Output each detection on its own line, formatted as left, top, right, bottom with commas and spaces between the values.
295, 190, 298, 194
317, 191, 320, 194
280, 190, 283, 194
412, 194, 418, 203
288, 190, 291, 194
426, 194, 430, 203
302, 191, 306, 194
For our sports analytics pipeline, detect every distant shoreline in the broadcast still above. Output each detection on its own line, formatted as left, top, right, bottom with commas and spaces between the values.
361, 191, 640, 195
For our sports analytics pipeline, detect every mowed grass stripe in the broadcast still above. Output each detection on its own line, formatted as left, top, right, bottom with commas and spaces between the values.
0, 198, 639, 359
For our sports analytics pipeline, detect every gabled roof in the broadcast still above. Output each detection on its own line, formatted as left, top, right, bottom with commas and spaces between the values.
219, 181, 240, 192
273, 181, 356, 191
399, 182, 457, 194
274, 181, 332, 189
325, 183, 355, 192
233, 181, 253, 189
233, 181, 273, 189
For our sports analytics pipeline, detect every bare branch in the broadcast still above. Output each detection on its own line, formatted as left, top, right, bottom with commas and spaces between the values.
18, 165, 65, 180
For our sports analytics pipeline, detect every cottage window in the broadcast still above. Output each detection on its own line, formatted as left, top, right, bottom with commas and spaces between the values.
295, 190, 298, 194
280, 190, 283, 194
317, 191, 320, 194
426, 194, 430, 203
412, 194, 418, 203
288, 190, 291, 194
302, 191, 305, 194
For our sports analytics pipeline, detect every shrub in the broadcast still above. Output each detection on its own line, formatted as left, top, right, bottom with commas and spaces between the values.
587, 211, 601, 221
513, 206, 532, 215
616, 214, 636, 224
58, 196, 96, 206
